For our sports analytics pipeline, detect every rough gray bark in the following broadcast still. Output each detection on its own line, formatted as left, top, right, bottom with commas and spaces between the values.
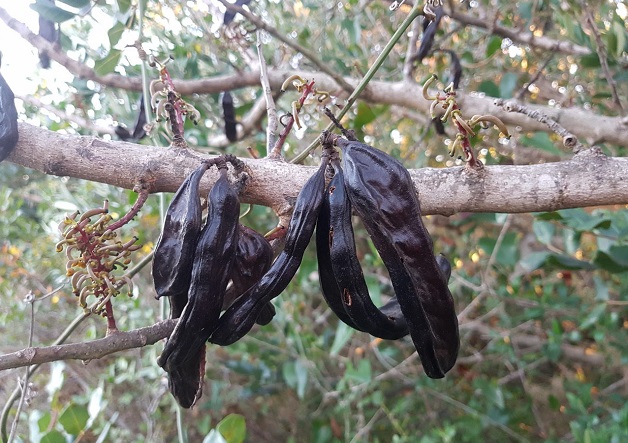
8, 123, 628, 218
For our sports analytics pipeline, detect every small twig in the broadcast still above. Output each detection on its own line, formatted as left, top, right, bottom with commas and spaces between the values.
7, 293, 36, 443
107, 186, 151, 231
256, 30, 278, 155
582, 7, 624, 115
403, 17, 422, 81
0, 319, 177, 371
494, 99, 585, 152
514, 53, 554, 100
271, 79, 316, 158
123, 251, 153, 280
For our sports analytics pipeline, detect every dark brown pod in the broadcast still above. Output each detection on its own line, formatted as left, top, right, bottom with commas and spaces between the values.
152, 163, 209, 318
210, 157, 330, 345
222, 91, 238, 142
414, 7, 443, 63
327, 160, 407, 339
223, 224, 276, 326
316, 177, 364, 332
0, 72, 19, 163
336, 138, 459, 378
158, 167, 240, 407
165, 347, 206, 409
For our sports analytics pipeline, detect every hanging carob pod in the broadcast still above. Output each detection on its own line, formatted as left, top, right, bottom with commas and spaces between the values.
378, 254, 452, 323
158, 160, 242, 408
316, 173, 364, 332
333, 136, 459, 379
152, 162, 209, 319
223, 224, 276, 326
327, 159, 408, 339
0, 72, 19, 163
317, 151, 454, 340
209, 152, 333, 346
413, 6, 444, 63
222, 91, 238, 142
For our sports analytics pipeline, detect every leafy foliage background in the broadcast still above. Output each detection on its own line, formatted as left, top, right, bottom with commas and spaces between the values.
0, 0, 626, 442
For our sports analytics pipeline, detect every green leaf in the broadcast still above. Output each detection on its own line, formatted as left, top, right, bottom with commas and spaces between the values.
613, 21, 626, 59
547, 254, 595, 270
536, 212, 563, 221
499, 73, 518, 98
216, 414, 246, 443
579, 53, 601, 68
38, 412, 52, 432
330, 322, 354, 355
108, 21, 126, 48
341, 17, 361, 46
354, 102, 378, 129
486, 36, 502, 58
593, 246, 628, 273
58, 0, 91, 7
344, 359, 372, 384
59, 404, 89, 435
478, 232, 519, 267
94, 49, 122, 76
41, 430, 66, 443
580, 304, 607, 330
295, 359, 308, 399
593, 276, 609, 301
517, 1, 533, 21
558, 209, 612, 231
520, 132, 562, 155
518, 251, 550, 272
30, 0, 76, 23
478, 80, 500, 98
533, 220, 555, 245
117, 0, 132, 13
548, 394, 561, 411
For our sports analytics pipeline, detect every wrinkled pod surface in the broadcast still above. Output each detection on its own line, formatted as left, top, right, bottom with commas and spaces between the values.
335, 137, 459, 378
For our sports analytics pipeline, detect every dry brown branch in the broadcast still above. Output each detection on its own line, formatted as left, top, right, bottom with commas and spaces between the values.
0, 320, 176, 371
7, 123, 628, 219
0, 316, 607, 371
582, 8, 624, 114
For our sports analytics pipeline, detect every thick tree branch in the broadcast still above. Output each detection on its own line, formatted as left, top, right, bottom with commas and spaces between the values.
1, 8, 624, 147
7, 123, 628, 218
0, 320, 176, 371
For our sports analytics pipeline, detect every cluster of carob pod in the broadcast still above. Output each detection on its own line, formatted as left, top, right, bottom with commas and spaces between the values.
153, 135, 459, 408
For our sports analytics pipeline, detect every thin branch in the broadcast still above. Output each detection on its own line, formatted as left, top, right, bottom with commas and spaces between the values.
403, 16, 422, 81
514, 53, 554, 100
256, 31, 278, 154
7, 293, 35, 443
582, 7, 624, 115
0, 319, 176, 371
445, 6, 591, 56
217, 0, 354, 93
494, 99, 585, 152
